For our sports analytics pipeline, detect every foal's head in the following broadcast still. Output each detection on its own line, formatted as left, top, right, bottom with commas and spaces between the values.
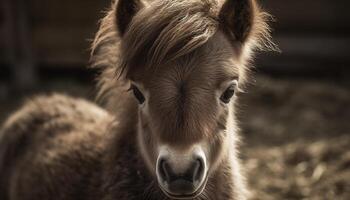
110, 0, 272, 198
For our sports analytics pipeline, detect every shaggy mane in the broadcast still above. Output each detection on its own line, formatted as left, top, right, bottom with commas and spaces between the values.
90, 0, 276, 104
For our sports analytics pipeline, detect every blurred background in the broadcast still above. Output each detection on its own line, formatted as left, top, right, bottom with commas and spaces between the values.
0, 0, 349, 199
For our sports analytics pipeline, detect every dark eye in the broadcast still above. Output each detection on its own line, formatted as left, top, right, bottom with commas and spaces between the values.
131, 85, 145, 104
220, 84, 236, 104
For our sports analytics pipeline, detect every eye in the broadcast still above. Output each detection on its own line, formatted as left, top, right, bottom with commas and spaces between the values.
220, 84, 236, 104
130, 85, 145, 104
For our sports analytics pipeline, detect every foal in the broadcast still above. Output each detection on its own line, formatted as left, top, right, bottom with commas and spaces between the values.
0, 0, 274, 199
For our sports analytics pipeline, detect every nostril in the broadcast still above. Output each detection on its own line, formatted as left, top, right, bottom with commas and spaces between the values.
158, 158, 172, 183
192, 159, 203, 182
162, 160, 170, 182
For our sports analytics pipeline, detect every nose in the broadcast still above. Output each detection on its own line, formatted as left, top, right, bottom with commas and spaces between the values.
157, 155, 206, 196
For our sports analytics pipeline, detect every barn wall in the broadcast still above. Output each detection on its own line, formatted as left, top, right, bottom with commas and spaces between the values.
0, 0, 349, 73
28, 0, 110, 65
259, 0, 350, 72
0, 0, 110, 68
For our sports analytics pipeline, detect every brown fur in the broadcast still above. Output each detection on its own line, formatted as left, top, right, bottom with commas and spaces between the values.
0, 0, 275, 199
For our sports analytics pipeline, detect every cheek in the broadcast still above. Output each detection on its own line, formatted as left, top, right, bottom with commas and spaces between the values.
205, 131, 227, 173
138, 111, 159, 168
206, 110, 229, 172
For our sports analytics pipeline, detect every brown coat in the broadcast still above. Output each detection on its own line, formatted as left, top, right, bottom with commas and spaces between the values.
0, 0, 275, 199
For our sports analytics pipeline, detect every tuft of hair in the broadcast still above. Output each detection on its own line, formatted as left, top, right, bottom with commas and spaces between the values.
119, 0, 219, 78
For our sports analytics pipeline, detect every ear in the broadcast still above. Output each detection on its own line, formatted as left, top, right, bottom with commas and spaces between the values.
116, 0, 146, 36
219, 0, 256, 43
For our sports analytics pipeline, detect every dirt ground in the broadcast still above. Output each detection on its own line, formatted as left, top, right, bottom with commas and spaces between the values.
0, 74, 349, 200
238, 75, 350, 200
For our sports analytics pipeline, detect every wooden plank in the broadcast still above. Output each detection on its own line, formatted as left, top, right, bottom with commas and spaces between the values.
274, 35, 350, 58
263, 0, 350, 32
2, 0, 37, 89
36, 51, 87, 66
32, 25, 95, 48
256, 35, 350, 70
31, 25, 95, 65
29, 0, 110, 23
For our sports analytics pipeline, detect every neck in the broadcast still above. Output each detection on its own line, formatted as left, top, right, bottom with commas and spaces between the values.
218, 151, 249, 200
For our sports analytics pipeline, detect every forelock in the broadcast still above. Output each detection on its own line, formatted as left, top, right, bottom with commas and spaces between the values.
120, 0, 219, 78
